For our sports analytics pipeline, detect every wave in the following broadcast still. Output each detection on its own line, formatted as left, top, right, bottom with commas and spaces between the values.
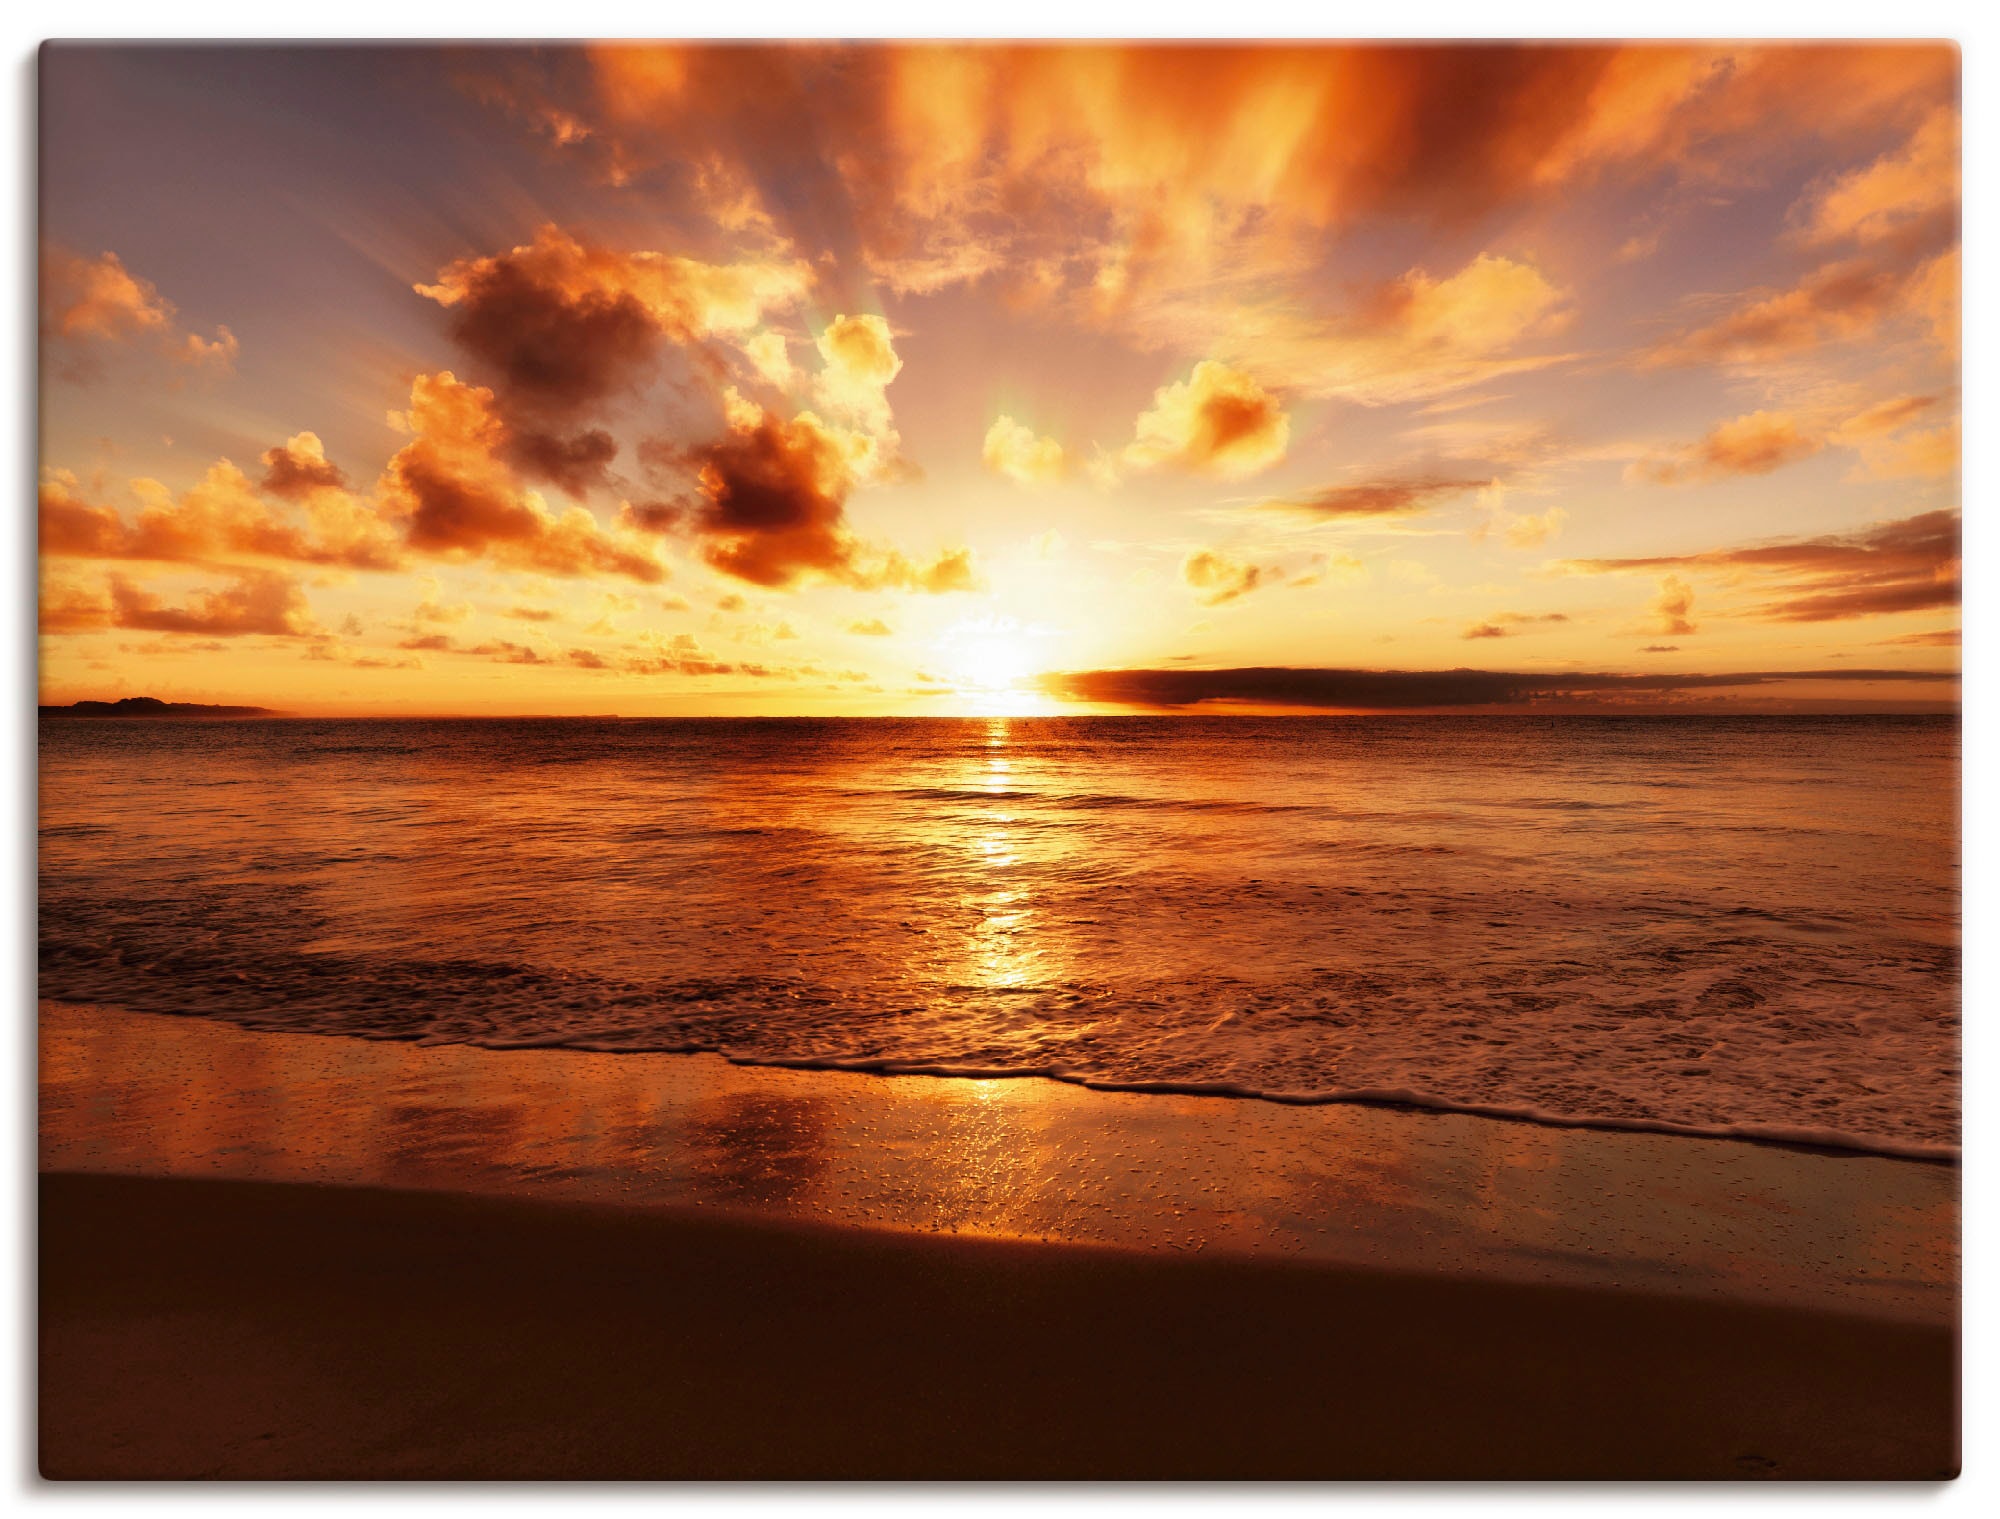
335, 1022, 1959, 1166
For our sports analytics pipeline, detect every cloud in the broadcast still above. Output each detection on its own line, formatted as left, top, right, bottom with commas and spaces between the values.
415, 224, 814, 490
1462, 611, 1570, 640
100, 569, 320, 637
495, 44, 1949, 323
1563, 509, 1959, 624
1181, 550, 1269, 606
1648, 106, 1958, 377
1875, 628, 1958, 647
1801, 105, 1958, 246
1121, 361, 1288, 479
665, 397, 975, 592
1632, 398, 1958, 487
1129, 251, 1572, 407
40, 246, 239, 377
1847, 418, 1959, 482
1652, 575, 1698, 635
813, 313, 902, 436
259, 432, 350, 499
39, 463, 401, 572
982, 415, 1066, 486
1260, 472, 1489, 519
378, 371, 666, 583
1040, 664, 1955, 711
1651, 257, 1918, 367
1629, 410, 1825, 485
846, 617, 893, 636
417, 223, 811, 413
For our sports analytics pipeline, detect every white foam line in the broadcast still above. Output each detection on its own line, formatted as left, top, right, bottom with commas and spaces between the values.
686, 1050, 1960, 1165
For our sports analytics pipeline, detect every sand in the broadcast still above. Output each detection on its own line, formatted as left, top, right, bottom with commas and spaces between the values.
38, 1003, 1960, 1480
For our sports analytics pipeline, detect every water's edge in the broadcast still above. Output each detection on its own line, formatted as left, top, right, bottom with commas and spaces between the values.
46, 997, 1958, 1166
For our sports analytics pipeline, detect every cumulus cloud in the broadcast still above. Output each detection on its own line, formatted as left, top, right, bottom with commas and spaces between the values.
847, 617, 894, 636
259, 432, 350, 499
1652, 576, 1698, 635
1564, 509, 1959, 624
1181, 550, 1270, 606
813, 313, 902, 437
41, 246, 239, 377
39, 462, 401, 572
378, 371, 666, 583
1121, 361, 1289, 479
415, 224, 813, 489
1182, 547, 1336, 604
50, 568, 324, 638
982, 415, 1066, 486
665, 397, 974, 592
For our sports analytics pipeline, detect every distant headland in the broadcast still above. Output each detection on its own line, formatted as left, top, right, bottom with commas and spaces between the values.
40, 697, 279, 719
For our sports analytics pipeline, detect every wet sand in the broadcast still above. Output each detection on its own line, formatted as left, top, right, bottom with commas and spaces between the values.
38, 1003, 1960, 1479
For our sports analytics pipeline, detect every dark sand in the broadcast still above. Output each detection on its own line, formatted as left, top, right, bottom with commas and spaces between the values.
41, 1171, 1956, 1480
38, 1004, 1960, 1479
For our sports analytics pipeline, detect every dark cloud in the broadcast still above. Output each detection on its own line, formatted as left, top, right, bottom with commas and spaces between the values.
675, 408, 975, 592
504, 426, 620, 497
1565, 509, 1959, 623
421, 232, 664, 420
259, 433, 350, 499
378, 372, 666, 584
1040, 664, 1957, 711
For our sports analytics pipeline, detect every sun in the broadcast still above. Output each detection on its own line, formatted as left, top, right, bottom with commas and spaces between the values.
937, 616, 1059, 714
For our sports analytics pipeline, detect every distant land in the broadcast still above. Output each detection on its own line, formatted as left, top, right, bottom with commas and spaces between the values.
41, 698, 279, 719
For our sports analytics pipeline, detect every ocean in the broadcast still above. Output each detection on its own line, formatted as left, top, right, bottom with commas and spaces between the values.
37, 714, 1960, 1159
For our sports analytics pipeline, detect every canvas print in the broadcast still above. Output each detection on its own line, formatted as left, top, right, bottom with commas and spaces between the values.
37, 40, 1959, 1480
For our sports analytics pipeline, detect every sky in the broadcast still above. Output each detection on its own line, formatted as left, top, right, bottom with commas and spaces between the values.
37, 41, 1961, 715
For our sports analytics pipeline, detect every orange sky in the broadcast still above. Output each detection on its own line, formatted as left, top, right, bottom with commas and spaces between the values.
38, 42, 1960, 715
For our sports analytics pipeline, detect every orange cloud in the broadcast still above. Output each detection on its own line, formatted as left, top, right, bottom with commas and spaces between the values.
39, 462, 401, 572
1121, 361, 1288, 479
665, 398, 973, 592
1181, 550, 1270, 606
1629, 410, 1825, 485
84, 569, 321, 638
416, 224, 812, 490
1462, 612, 1570, 639
41, 248, 173, 341
1651, 576, 1697, 636
40, 246, 238, 376
981, 416, 1065, 487
1801, 105, 1958, 246
1652, 103, 1958, 372
378, 372, 666, 583
259, 432, 349, 499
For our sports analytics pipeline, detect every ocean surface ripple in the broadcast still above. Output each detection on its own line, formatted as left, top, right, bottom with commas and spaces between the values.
38, 715, 1960, 1159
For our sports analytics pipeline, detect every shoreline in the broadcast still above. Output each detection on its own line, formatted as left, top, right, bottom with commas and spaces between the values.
39, 1000, 1960, 1478
41, 996, 1961, 1167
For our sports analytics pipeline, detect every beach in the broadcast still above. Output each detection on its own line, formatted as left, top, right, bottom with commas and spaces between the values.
39, 1003, 1959, 1479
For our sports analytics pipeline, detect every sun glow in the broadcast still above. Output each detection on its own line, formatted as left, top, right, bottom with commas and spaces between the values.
936, 616, 1059, 715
